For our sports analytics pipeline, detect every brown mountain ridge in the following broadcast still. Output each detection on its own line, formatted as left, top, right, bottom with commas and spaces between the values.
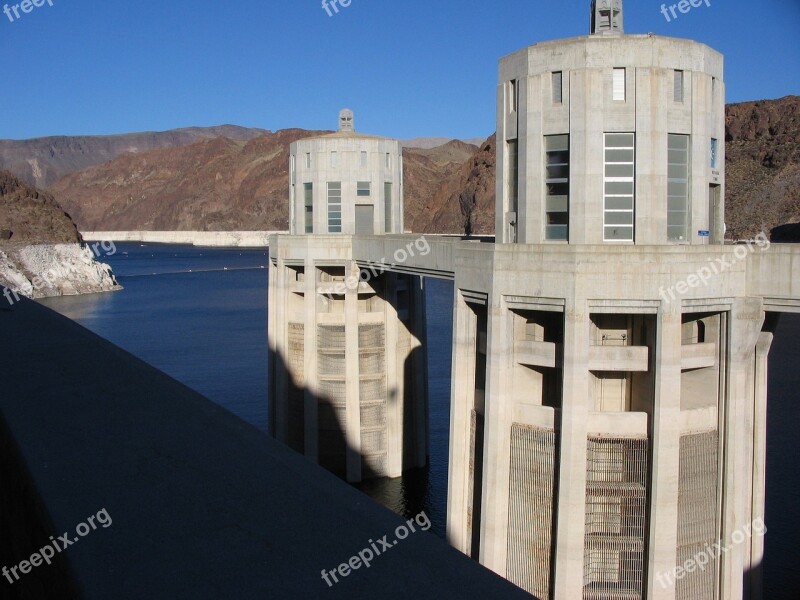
12, 96, 800, 239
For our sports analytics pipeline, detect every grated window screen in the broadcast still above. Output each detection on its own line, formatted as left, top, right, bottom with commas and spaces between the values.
583, 436, 649, 600
676, 431, 719, 600
507, 424, 558, 599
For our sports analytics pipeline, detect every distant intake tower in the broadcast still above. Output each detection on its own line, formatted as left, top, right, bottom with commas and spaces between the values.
271, 111, 427, 483
288, 109, 404, 236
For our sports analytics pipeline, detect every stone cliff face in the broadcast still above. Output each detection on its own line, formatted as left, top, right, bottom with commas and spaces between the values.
403, 140, 480, 233
0, 170, 82, 245
724, 96, 800, 240
423, 135, 495, 235
0, 170, 120, 300
0, 244, 120, 301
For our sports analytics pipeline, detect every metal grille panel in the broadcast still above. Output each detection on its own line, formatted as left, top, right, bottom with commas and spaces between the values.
318, 380, 346, 407
318, 325, 346, 349
359, 378, 385, 403
676, 431, 719, 600
361, 429, 386, 455
288, 323, 305, 380
318, 353, 345, 376
360, 403, 386, 429
358, 324, 385, 349
507, 424, 558, 599
358, 351, 384, 375
583, 437, 649, 600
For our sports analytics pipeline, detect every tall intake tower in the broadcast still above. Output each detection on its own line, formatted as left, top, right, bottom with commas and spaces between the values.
270, 111, 428, 483
445, 2, 769, 599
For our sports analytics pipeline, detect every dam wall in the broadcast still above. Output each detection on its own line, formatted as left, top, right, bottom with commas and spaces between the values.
0, 298, 529, 599
81, 230, 286, 247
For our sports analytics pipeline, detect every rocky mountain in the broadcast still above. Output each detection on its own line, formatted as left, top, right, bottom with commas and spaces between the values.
48, 132, 478, 234
402, 140, 480, 233
0, 170, 120, 299
5, 97, 799, 239
0, 125, 268, 189
48, 130, 326, 232
425, 136, 495, 235
0, 169, 81, 244
403, 137, 486, 150
724, 96, 800, 240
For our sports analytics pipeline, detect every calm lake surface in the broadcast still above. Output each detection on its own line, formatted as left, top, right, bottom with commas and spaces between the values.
38, 242, 798, 597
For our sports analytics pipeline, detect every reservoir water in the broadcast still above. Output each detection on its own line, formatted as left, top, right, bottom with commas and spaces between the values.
38, 242, 798, 598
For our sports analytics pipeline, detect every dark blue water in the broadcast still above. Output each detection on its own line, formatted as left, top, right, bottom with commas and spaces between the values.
37, 243, 798, 595
39, 244, 271, 430
37, 242, 454, 537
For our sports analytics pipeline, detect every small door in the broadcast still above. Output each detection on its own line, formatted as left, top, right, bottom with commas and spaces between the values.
709, 184, 721, 244
355, 204, 374, 235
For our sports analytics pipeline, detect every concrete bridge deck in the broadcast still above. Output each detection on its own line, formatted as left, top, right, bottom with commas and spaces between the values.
272, 234, 800, 313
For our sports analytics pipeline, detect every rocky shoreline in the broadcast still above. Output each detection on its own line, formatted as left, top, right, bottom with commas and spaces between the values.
0, 243, 121, 303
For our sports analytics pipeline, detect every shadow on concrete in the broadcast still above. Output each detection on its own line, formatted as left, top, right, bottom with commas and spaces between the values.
0, 297, 531, 598
0, 416, 81, 598
770, 222, 800, 243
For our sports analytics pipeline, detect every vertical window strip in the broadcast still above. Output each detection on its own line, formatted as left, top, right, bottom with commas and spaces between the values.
545, 134, 569, 241
552, 72, 563, 104
667, 134, 690, 241
674, 70, 684, 103
603, 133, 635, 241
304, 183, 313, 233
507, 140, 519, 213
327, 182, 342, 233
384, 182, 392, 233
613, 68, 626, 101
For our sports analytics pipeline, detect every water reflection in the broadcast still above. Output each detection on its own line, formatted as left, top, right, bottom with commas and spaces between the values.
38, 289, 118, 322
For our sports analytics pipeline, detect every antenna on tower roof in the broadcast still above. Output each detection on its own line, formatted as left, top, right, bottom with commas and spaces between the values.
591, 0, 624, 34
338, 109, 354, 133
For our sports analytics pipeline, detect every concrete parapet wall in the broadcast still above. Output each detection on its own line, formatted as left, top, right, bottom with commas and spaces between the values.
0, 298, 529, 599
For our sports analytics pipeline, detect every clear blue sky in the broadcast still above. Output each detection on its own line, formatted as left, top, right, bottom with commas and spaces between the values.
1, 0, 798, 140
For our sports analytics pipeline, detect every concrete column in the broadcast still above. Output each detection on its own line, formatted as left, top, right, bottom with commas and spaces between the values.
267, 256, 279, 438
411, 276, 429, 468
746, 330, 773, 600
479, 295, 515, 574
647, 305, 684, 599
720, 298, 764, 600
272, 259, 290, 443
344, 261, 362, 483
552, 299, 591, 598
446, 289, 478, 554
304, 259, 319, 461
385, 274, 403, 478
